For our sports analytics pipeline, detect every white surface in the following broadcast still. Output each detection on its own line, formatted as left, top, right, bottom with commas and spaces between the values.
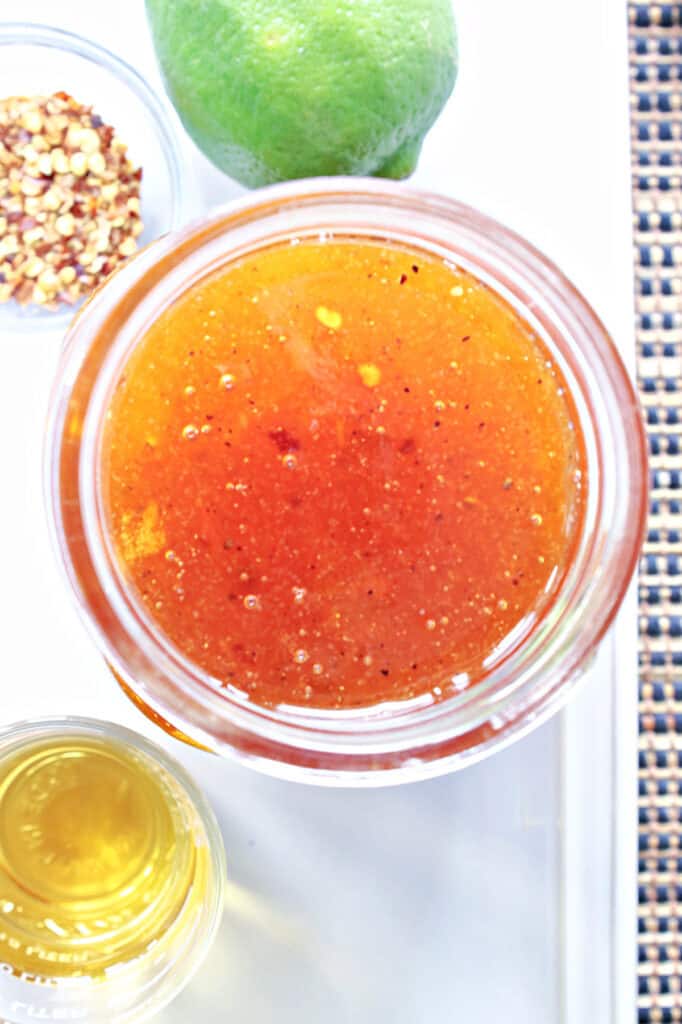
1, 1, 637, 1021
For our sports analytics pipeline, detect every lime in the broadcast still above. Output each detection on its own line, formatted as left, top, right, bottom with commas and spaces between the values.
146, 0, 458, 186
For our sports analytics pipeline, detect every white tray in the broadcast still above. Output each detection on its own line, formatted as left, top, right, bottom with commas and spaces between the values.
2, 1, 637, 1020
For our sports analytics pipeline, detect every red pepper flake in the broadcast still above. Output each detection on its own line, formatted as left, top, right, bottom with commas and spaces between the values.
0, 92, 144, 311
268, 427, 301, 453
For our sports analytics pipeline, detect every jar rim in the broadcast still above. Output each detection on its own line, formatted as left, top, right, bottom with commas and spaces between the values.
45, 178, 648, 783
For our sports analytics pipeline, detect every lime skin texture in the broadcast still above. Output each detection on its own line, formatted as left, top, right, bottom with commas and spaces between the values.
146, 0, 458, 186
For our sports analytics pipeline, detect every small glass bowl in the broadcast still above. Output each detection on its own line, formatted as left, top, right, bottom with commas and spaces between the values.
0, 22, 190, 334
0, 716, 225, 1024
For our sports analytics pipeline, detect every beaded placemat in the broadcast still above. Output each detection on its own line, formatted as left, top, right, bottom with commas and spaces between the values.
630, 3, 682, 1021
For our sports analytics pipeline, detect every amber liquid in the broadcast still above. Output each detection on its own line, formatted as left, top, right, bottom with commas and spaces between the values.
102, 238, 586, 710
0, 734, 205, 978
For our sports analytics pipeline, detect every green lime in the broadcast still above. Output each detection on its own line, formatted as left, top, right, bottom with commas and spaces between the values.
146, 0, 457, 187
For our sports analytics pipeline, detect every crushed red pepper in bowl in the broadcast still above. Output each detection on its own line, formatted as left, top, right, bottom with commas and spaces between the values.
0, 92, 143, 311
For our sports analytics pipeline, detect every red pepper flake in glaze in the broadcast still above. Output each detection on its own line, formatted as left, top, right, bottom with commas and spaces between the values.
268, 427, 301, 453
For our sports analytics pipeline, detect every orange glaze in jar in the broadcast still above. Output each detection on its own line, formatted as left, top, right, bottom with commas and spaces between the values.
101, 238, 585, 710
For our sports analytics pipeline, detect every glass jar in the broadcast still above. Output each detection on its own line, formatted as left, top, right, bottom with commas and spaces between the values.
45, 179, 647, 784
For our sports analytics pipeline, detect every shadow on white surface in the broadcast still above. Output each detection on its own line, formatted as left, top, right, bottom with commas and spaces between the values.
157, 724, 560, 1023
